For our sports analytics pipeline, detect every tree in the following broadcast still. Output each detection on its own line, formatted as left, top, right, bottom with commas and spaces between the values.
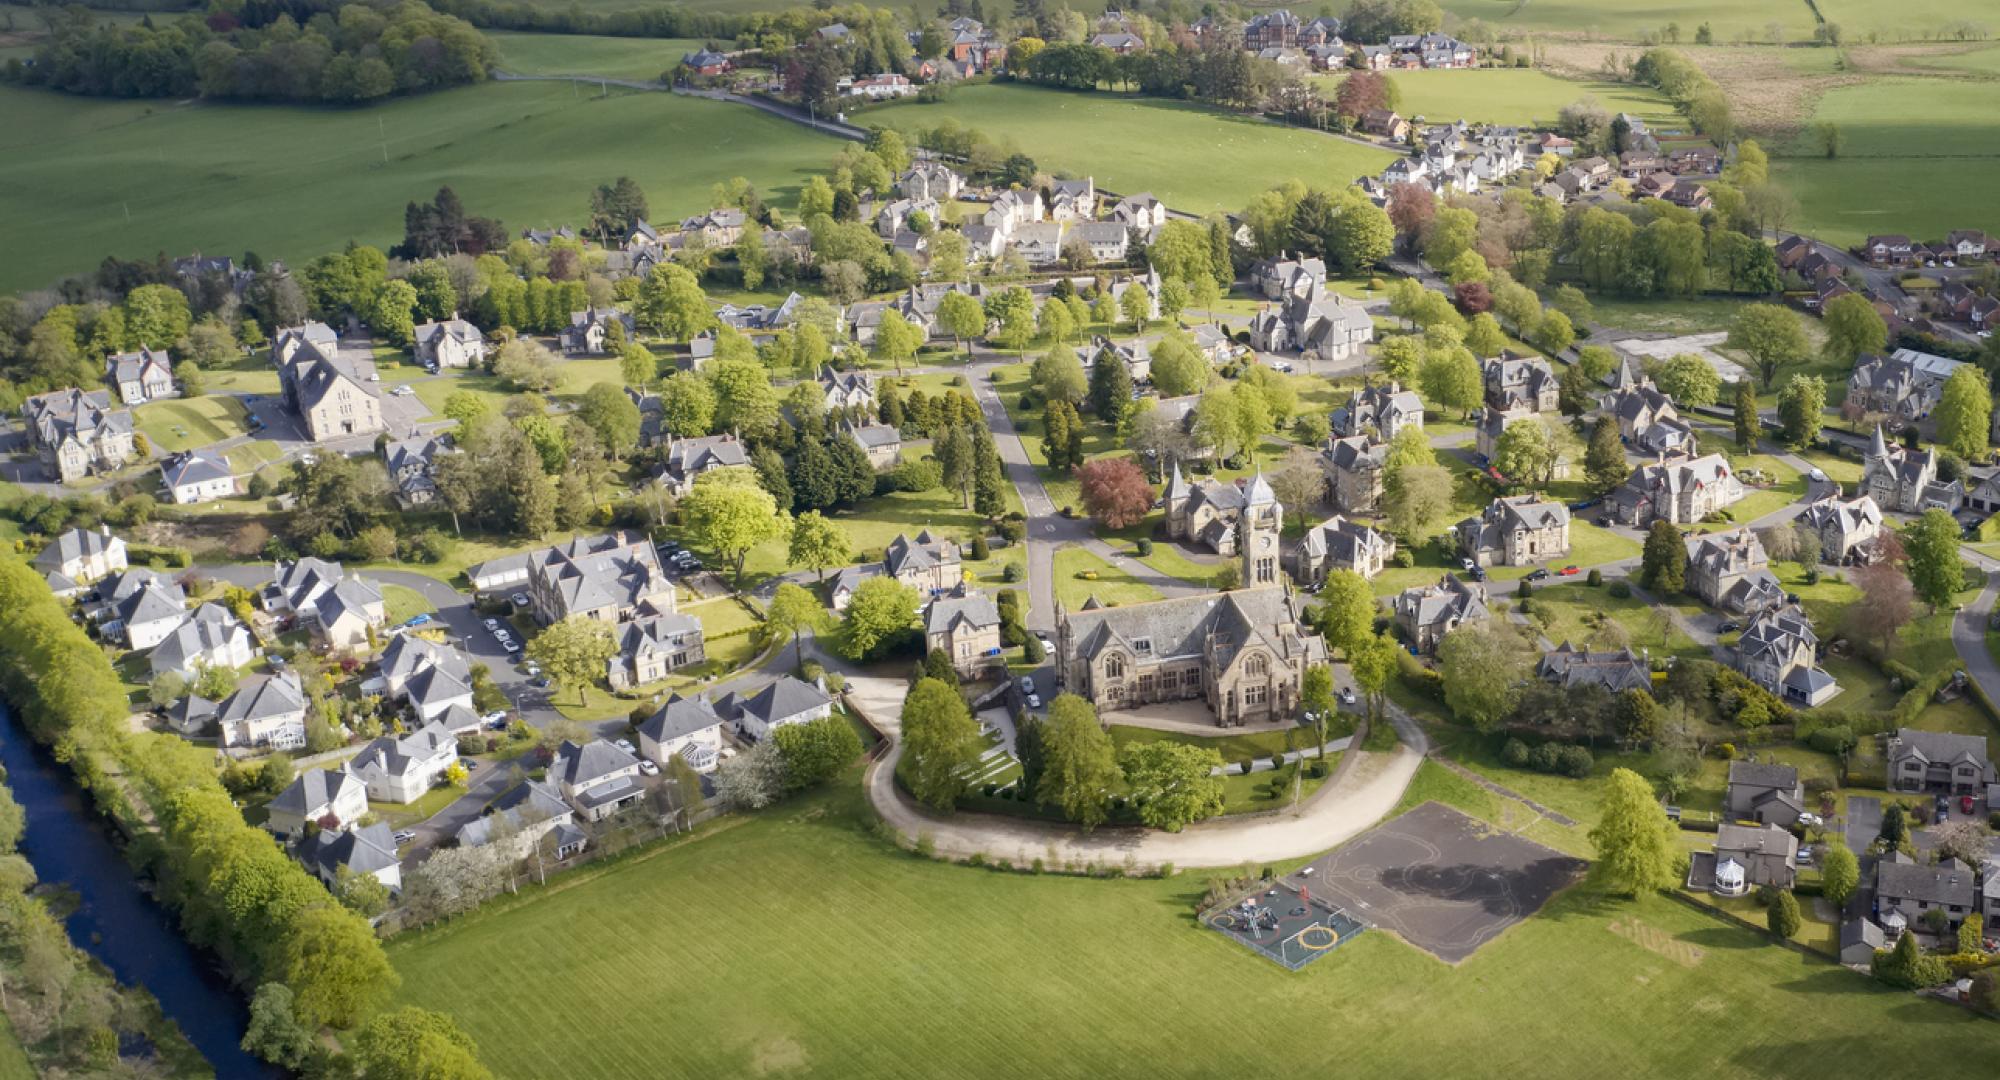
765, 583, 829, 673
1120, 283, 1152, 332
1650, 354, 1721, 408
1935, 366, 1993, 461
1119, 741, 1225, 832
786, 511, 851, 584
936, 425, 976, 509
1820, 842, 1859, 907
840, 575, 920, 661
1088, 349, 1134, 423
1933, 819, 1992, 866
637, 264, 713, 341
1383, 463, 1454, 539
771, 714, 863, 793
1588, 767, 1683, 896
1418, 344, 1482, 417
1847, 561, 1915, 658
936, 291, 984, 360
1641, 520, 1685, 592
1776, 373, 1825, 449
1036, 694, 1120, 828
1585, 417, 1627, 495
125, 283, 193, 348
1313, 570, 1376, 656
683, 471, 789, 587
241, 983, 314, 1069
588, 176, 649, 242
1534, 308, 1575, 355
1880, 802, 1908, 846
1904, 508, 1962, 613
714, 741, 786, 810
526, 616, 618, 707
1270, 447, 1326, 532
1872, 928, 1948, 989
1734, 380, 1758, 450
1349, 631, 1401, 725
1077, 457, 1154, 529
658, 370, 716, 437
352, 1007, 491, 1080
1820, 292, 1887, 366
1436, 621, 1534, 733
1492, 417, 1557, 486
1768, 890, 1802, 939
1960, 913, 1985, 957
368, 279, 419, 346
901, 677, 983, 810
577, 382, 641, 460
1146, 330, 1207, 397
1727, 303, 1810, 389
284, 905, 399, 1030
493, 337, 561, 392
1032, 348, 1089, 405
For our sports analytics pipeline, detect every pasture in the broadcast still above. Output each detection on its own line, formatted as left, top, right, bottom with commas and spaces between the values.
868, 83, 1397, 214
488, 32, 707, 80
0, 80, 840, 292
1774, 78, 2000, 246
1317, 68, 1677, 129
386, 780, 2000, 1080
1429, 0, 1820, 44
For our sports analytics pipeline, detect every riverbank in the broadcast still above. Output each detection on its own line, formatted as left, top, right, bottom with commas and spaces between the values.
0, 706, 211, 1076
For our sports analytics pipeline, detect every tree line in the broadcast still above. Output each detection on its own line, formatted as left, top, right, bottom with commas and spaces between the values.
5, 0, 495, 102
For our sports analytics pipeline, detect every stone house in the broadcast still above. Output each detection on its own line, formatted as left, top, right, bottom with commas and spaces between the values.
1319, 435, 1388, 514
1163, 466, 1254, 556
1885, 729, 1992, 794
1684, 530, 1785, 614
382, 434, 452, 508
1536, 643, 1651, 693
1735, 605, 1839, 707
22, 388, 136, 482
1331, 381, 1423, 442
106, 347, 175, 404
1392, 574, 1488, 655
1724, 761, 1805, 827
278, 338, 384, 443
1862, 425, 1958, 514
1794, 493, 1883, 564
521, 531, 675, 626
608, 613, 705, 690
1457, 495, 1570, 568
1248, 282, 1373, 363
1250, 254, 1325, 300
658, 433, 750, 496
1607, 453, 1744, 526
884, 530, 963, 596
925, 593, 1004, 679
842, 421, 902, 469
1847, 350, 1963, 430
1293, 515, 1394, 586
819, 366, 877, 412
898, 162, 963, 202
412, 318, 486, 369
1482, 354, 1560, 412
560, 307, 636, 356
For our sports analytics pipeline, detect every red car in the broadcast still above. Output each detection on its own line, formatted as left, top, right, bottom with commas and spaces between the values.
1963, 795, 1977, 815
1558, 565, 1581, 576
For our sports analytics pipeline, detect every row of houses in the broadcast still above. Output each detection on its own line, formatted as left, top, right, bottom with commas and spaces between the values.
1860, 231, 1995, 268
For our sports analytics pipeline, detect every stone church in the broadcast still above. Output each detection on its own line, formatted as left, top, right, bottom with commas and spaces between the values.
1053, 475, 1327, 727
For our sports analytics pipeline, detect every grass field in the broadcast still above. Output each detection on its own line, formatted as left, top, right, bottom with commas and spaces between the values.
1775, 78, 2000, 248
1052, 547, 1164, 609
869, 83, 1397, 214
132, 394, 250, 453
488, 32, 708, 80
1316, 69, 1676, 129
387, 779, 2000, 1080
382, 584, 438, 626
0, 80, 840, 292
1432, 0, 1820, 42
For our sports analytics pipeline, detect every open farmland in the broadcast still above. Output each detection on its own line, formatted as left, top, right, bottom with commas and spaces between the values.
488, 32, 709, 80
869, 83, 1397, 213
1315, 68, 1678, 128
0, 80, 839, 292
1431, 0, 1820, 44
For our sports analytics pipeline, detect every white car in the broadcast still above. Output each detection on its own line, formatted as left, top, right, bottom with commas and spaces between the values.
616, 738, 637, 755
1018, 676, 1035, 694
1808, 468, 1826, 483
638, 760, 660, 777
1025, 692, 1042, 709
1337, 686, 1358, 705
390, 384, 415, 396
1798, 811, 1823, 828
1037, 635, 1055, 655
480, 710, 510, 728
483, 618, 500, 631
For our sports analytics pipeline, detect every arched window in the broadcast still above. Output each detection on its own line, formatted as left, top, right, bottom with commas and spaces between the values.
1246, 654, 1268, 678
1105, 655, 1126, 679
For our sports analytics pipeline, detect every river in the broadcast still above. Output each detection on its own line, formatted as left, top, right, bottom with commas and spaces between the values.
0, 700, 278, 1078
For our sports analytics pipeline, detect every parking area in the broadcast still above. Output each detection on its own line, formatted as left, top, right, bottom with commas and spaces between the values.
1292, 801, 1587, 964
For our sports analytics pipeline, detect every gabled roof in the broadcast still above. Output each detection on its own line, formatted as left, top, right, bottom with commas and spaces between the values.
34, 527, 120, 572
161, 449, 232, 489
551, 738, 641, 788
1887, 727, 1989, 769
1876, 851, 1975, 907
926, 593, 1000, 637
149, 603, 251, 671
714, 676, 834, 727
216, 671, 306, 724
638, 693, 726, 745
351, 721, 456, 781
307, 822, 399, 879
270, 767, 363, 819
1726, 761, 1798, 791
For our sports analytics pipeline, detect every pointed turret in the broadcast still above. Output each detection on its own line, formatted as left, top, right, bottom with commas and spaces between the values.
1245, 469, 1278, 507
1166, 460, 1190, 501
1869, 423, 1889, 461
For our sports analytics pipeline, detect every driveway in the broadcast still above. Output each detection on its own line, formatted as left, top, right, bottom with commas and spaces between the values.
1844, 795, 1881, 856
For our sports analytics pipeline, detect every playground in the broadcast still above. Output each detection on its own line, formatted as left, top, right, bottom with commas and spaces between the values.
1200, 880, 1366, 971
1295, 802, 1587, 964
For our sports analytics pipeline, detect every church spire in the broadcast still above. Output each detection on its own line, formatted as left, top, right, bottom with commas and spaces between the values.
1868, 422, 1889, 460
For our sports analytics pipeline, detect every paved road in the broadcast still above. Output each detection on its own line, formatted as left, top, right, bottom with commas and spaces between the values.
1951, 553, 2000, 701
1844, 795, 1881, 857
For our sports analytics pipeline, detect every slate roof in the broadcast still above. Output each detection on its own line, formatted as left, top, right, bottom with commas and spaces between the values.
350, 721, 456, 782
551, 738, 641, 788
1063, 588, 1326, 672
638, 693, 727, 745
1876, 851, 1976, 908
663, 434, 749, 482
307, 822, 399, 880
457, 780, 571, 848
34, 527, 120, 573
161, 449, 231, 490
24, 387, 132, 447
842, 421, 901, 450
413, 318, 482, 349
713, 676, 834, 728
1887, 728, 1989, 770
1737, 606, 1817, 663
925, 593, 1001, 636
530, 531, 672, 616
1715, 822, 1798, 859
885, 530, 957, 577
149, 603, 251, 672
1301, 516, 1391, 564
216, 671, 306, 725
108, 346, 172, 388
1322, 434, 1387, 472
1393, 574, 1489, 631
270, 767, 363, 820
1727, 761, 1800, 791
1537, 642, 1651, 692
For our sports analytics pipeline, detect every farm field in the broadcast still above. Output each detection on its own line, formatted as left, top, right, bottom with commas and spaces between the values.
1811, 0, 2000, 42
488, 32, 706, 80
868, 83, 1397, 214
1431, 0, 1820, 44
1906, 43, 2000, 74
387, 780, 2000, 1080
1774, 78, 2000, 247
0, 80, 839, 292
1315, 68, 1677, 129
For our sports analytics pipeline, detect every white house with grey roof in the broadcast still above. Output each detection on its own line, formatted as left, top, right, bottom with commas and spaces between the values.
348, 720, 458, 804
217, 671, 309, 750
106, 347, 175, 404
1886, 728, 1992, 794
304, 822, 401, 894
549, 738, 646, 821
714, 676, 835, 741
1293, 515, 1393, 586
412, 317, 486, 369
148, 603, 255, 681
160, 449, 235, 504
842, 420, 903, 468
33, 526, 126, 596
637, 694, 727, 772
382, 434, 452, 508
561, 307, 635, 356
457, 780, 582, 859
98, 570, 188, 650
379, 635, 474, 722
266, 767, 368, 838
1393, 574, 1489, 654
658, 434, 750, 496
1457, 495, 1570, 568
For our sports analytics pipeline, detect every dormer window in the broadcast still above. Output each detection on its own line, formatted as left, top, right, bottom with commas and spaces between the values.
1132, 638, 1152, 656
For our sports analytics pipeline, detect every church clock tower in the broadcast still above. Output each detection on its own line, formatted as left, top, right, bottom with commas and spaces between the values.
1240, 471, 1282, 588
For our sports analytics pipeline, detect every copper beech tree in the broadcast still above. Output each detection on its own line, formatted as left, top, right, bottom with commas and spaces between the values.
1077, 457, 1155, 529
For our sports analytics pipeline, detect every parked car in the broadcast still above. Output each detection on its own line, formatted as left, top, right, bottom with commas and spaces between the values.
1808, 468, 1827, 482
1019, 676, 1035, 694
530, 676, 552, 690
1469, 565, 1488, 581
1716, 620, 1741, 634
480, 710, 509, 728
616, 738, 637, 755
483, 618, 500, 631
1526, 568, 1550, 582
1798, 812, 1823, 828
1025, 692, 1042, 709
1557, 565, 1580, 577
1337, 686, 1357, 705
510, 593, 529, 608
393, 830, 416, 845
1036, 635, 1055, 656
1460, 557, 1476, 572
638, 760, 660, 777
522, 661, 541, 677
403, 613, 432, 627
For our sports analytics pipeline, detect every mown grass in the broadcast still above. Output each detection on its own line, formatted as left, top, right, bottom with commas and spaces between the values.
1315, 68, 1677, 129
0, 80, 840, 292
386, 777, 2000, 1080
488, 32, 707, 80
1052, 547, 1163, 609
133, 395, 250, 453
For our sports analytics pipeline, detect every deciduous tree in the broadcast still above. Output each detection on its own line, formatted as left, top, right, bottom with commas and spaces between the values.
1904, 508, 1962, 612
1037, 694, 1121, 828
772, 714, 863, 793
902, 677, 983, 810
1727, 303, 1810, 389
1819, 292, 1886, 366
839, 575, 920, 661
526, 616, 618, 707
1119, 741, 1224, 832
1436, 620, 1534, 733
681, 470, 788, 587
1935, 366, 1993, 461
1588, 767, 1683, 896
1776, 373, 1825, 449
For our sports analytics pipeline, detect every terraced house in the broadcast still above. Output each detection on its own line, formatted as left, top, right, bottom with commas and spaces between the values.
22, 387, 136, 482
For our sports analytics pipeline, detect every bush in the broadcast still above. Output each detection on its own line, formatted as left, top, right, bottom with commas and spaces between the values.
1716, 742, 1736, 760
1516, 579, 1531, 600
1527, 743, 1558, 772
1240, 759, 1255, 775
970, 534, 990, 560
1501, 737, 1530, 766
1002, 562, 1025, 583
1608, 581, 1631, 599
1556, 745, 1594, 778
1808, 725, 1856, 755
997, 518, 1027, 542
1586, 569, 1602, 586
1305, 759, 1328, 779
1136, 538, 1153, 556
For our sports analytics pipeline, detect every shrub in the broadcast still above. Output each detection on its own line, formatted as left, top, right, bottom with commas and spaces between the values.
1808, 725, 1856, 754
1556, 744, 1594, 778
1516, 579, 1531, 599
1305, 759, 1328, 779
970, 534, 990, 560
981, 783, 996, 796
1608, 581, 1631, 599
1240, 759, 1255, 775
1501, 737, 1530, 766
1716, 742, 1736, 760
1002, 562, 1025, 583
1527, 743, 1558, 772
1136, 538, 1153, 556
1586, 569, 1602, 586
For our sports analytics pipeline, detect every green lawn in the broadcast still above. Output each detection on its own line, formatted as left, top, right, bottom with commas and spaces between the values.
670, 485, 1010, 590
133, 394, 250, 453
382, 584, 438, 626
1430, 0, 1819, 41
1522, 581, 1705, 656
0, 80, 841, 292
386, 778, 2000, 1080
371, 783, 467, 827
1587, 296, 1755, 336
1052, 547, 1163, 609
489, 32, 705, 80
868, 83, 1397, 215
1775, 78, 2000, 248
1315, 69, 1675, 129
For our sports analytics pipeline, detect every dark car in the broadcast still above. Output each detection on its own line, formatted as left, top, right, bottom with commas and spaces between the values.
1716, 620, 1741, 634
1469, 565, 1488, 581
1526, 568, 1550, 582
1937, 795, 1953, 821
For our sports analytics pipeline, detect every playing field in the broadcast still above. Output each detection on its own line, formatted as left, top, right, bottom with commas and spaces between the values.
868, 83, 1397, 214
132, 395, 250, 453
1775, 78, 2000, 247
1316, 69, 1678, 129
1429, 0, 1820, 44
488, 32, 708, 80
0, 80, 840, 292
387, 782, 2000, 1079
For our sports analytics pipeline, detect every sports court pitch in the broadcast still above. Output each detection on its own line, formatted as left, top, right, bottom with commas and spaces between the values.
1201, 881, 1366, 970
1292, 801, 1587, 964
